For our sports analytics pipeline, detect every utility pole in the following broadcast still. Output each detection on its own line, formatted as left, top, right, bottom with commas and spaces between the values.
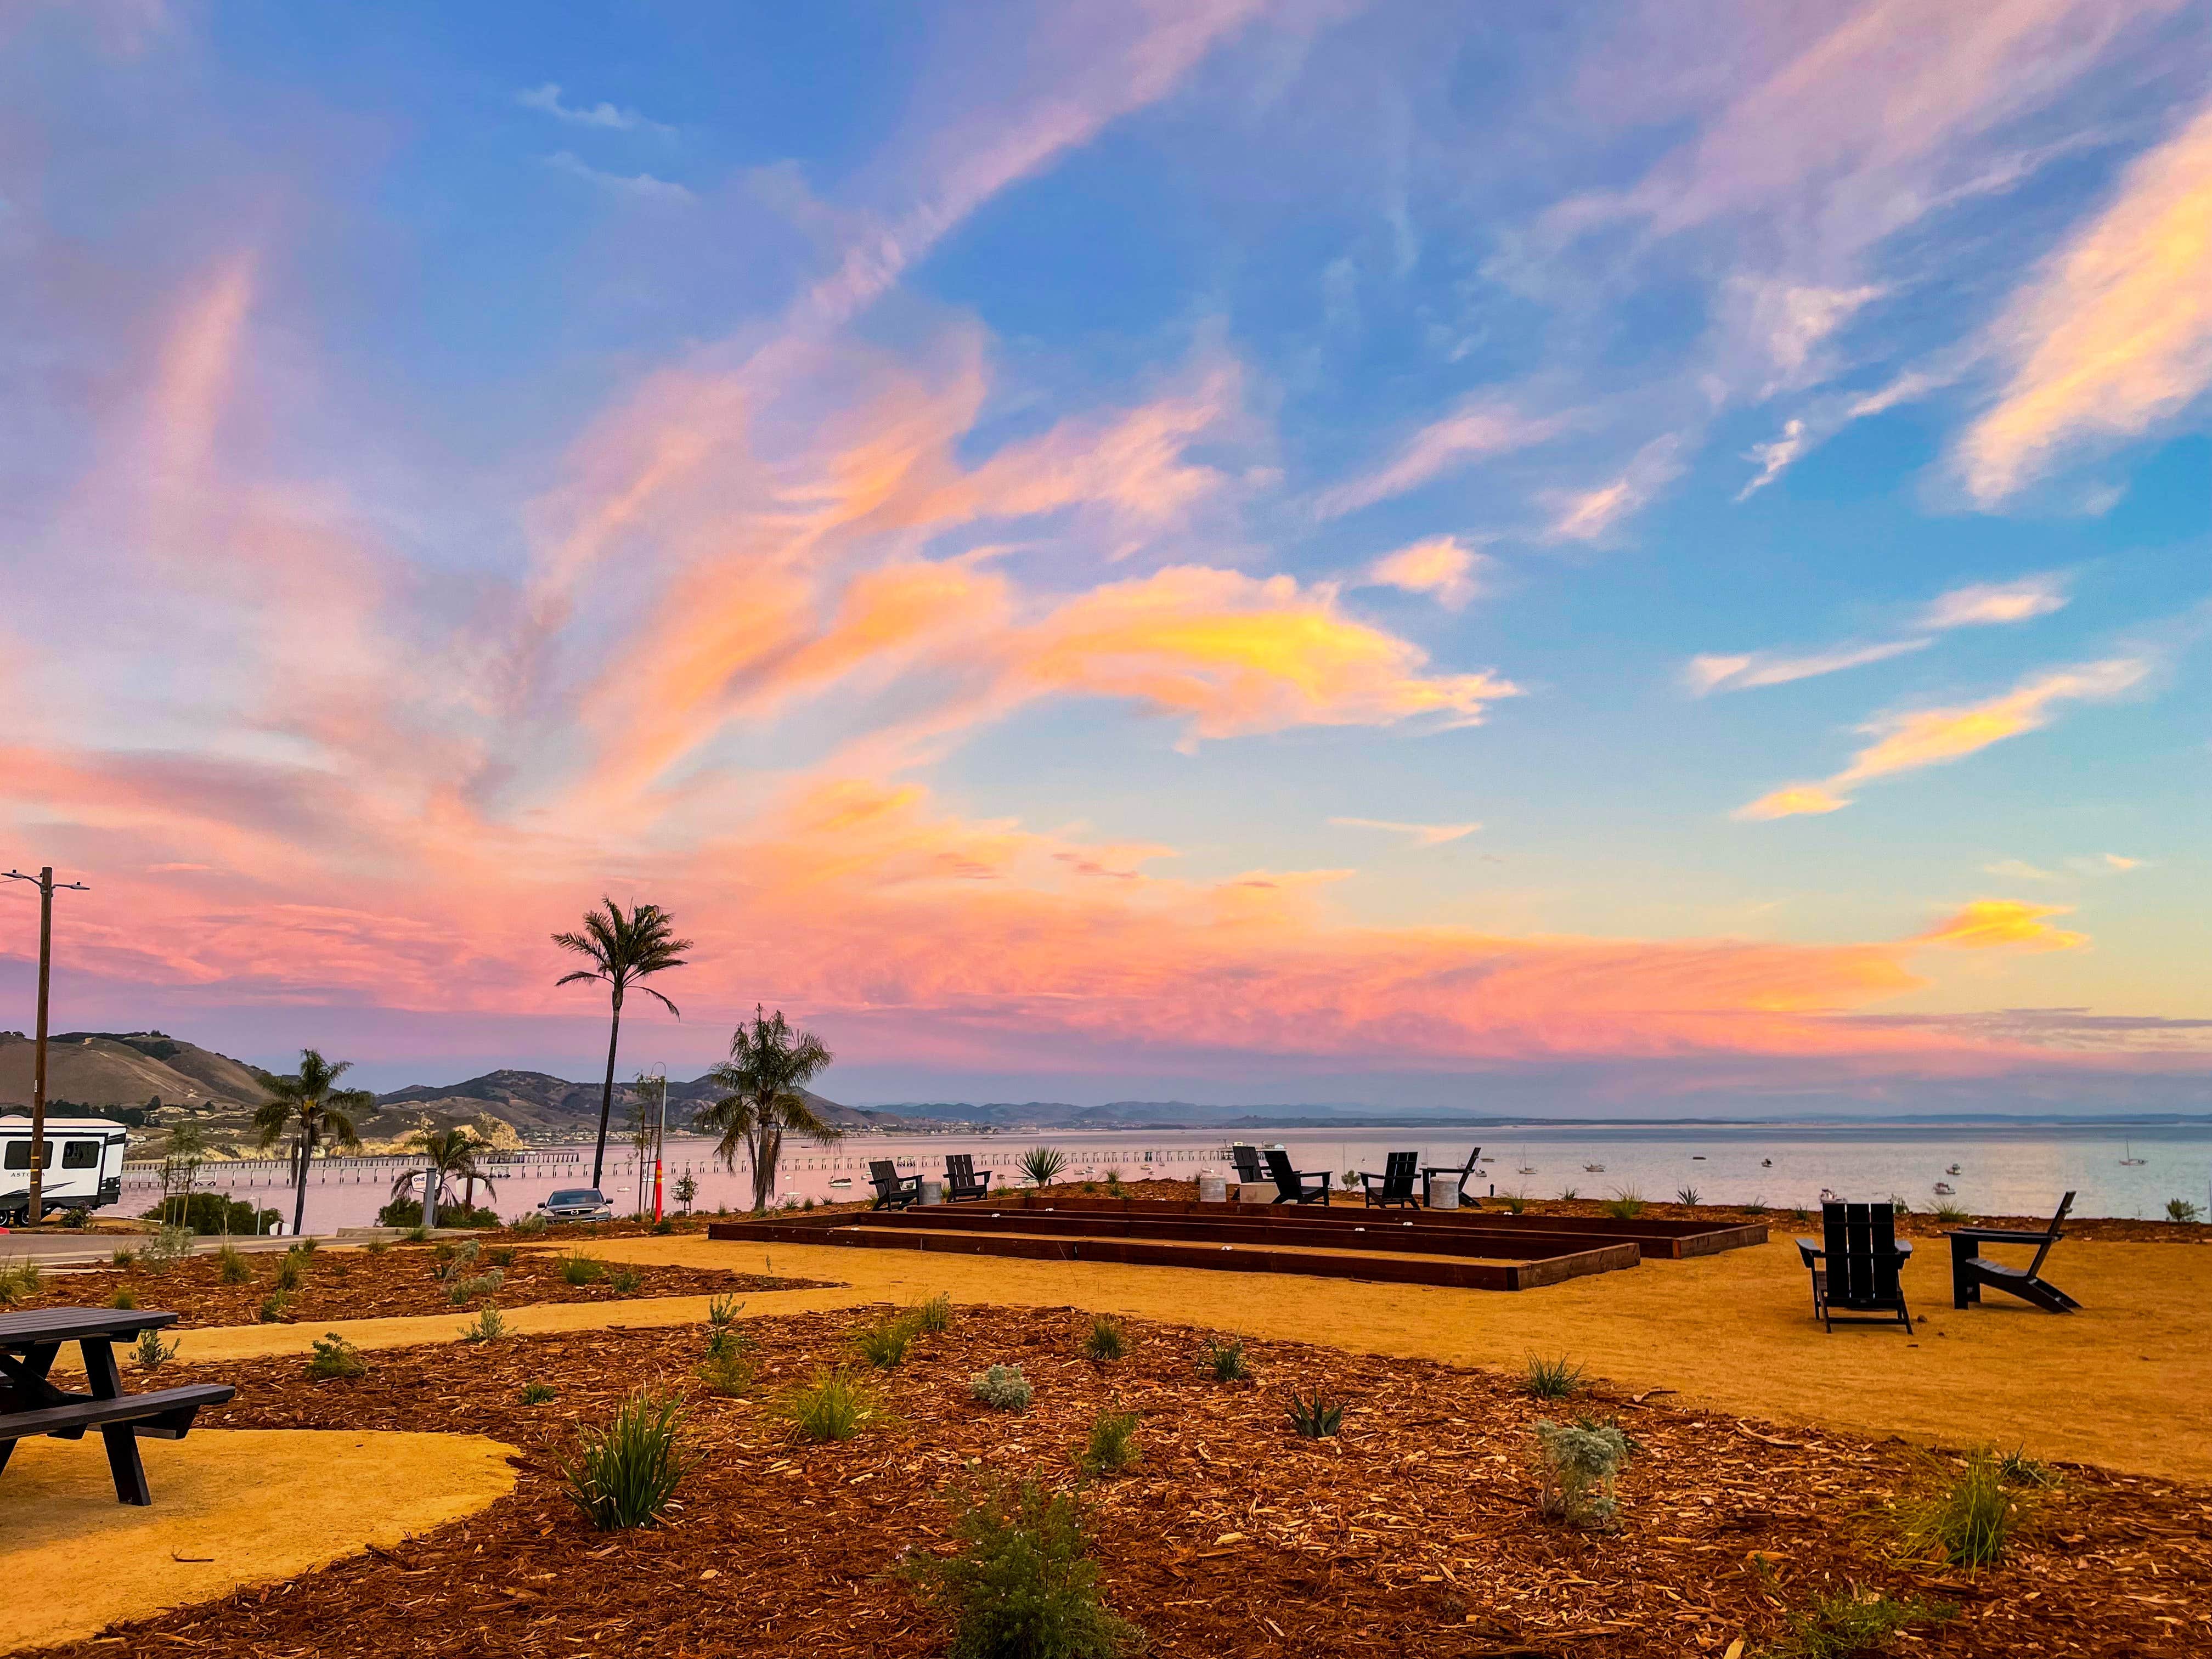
4, 866, 91, 1225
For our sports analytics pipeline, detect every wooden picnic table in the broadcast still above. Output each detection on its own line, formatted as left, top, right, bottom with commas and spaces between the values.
0, 1307, 233, 1505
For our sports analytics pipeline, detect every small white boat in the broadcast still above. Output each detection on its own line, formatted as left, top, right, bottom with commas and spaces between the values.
2119, 1141, 2146, 1166
1933, 1182, 1955, 1195
828, 1177, 853, 1189
1517, 1166, 1537, 1175
1945, 1164, 1962, 1176
1583, 1163, 1606, 1172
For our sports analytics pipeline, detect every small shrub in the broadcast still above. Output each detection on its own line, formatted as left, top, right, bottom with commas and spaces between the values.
296, 1235, 318, 1256
697, 1343, 759, 1398
610, 1265, 644, 1294
2168, 1198, 2204, 1223
437, 1238, 481, 1279
1675, 1187, 1700, 1206
855, 1316, 917, 1370
707, 1293, 744, 1330
1197, 1336, 1250, 1383
970, 1363, 1034, 1411
216, 1244, 250, 1284
1499, 1193, 1530, 1215
520, 1381, 557, 1405
1080, 1181, 1097, 1194
1998, 1447, 2057, 1488
133, 1325, 178, 1368
912, 1292, 955, 1334
1082, 1316, 1126, 1362
1285, 1386, 1345, 1438
1768, 1584, 1955, 1659
461, 1305, 509, 1344
1523, 1353, 1586, 1400
258, 1290, 291, 1324
559, 1251, 605, 1286
448, 1269, 504, 1305
486, 1245, 517, 1268
653, 1216, 676, 1233
902, 1477, 1142, 1659
511, 1212, 548, 1235
405, 1224, 432, 1244
110, 1286, 138, 1310
1084, 1408, 1140, 1475
1790, 1207, 1811, 1224
1898, 1453, 2027, 1568
110, 1246, 137, 1267
1533, 1417, 1630, 1527
1743, 1197, 1769, 1215
1600, 1189, 1645, 1221
1558, 1187, 1579, 1201
1931, 1201, 1971, 1223
1020, 1146, 1070, 1188
1888, 1194, 1910, 1215
561, 1390, 687, 1530
306, 1332, 365, 1380
364, 1238, 390, 1256
143, 1226, 195, 1272
272, 1251, 306, 1292
780, 1368, 879, 1442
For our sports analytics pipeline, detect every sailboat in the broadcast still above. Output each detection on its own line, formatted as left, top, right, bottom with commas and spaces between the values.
2119, 1141, 2146, 1166
1583, 1163, 1606, 1172
1933, 1182, 1956, 1196
1761, 1158, 1773, 1168
1945, 1164, 1962, 1176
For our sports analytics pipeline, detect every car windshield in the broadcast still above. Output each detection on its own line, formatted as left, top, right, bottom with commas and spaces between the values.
546, 1189, 603, 1205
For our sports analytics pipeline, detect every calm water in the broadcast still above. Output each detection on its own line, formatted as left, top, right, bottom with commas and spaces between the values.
106, 1123, 2211, 1232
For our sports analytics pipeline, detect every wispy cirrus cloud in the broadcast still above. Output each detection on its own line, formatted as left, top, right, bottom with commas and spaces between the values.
1688, 638, 1932, 696
544, 151, 693, 202
1917, 574, 2070, 628
1314, 400, 1568, 518
1328, 817, 1481, 848
1917, 899, 2087, 952
1737, 657, 2150, 819
1955, 98, 2212, 505
1363, 535, 1486, 609
517, 83, 675, 138
1541, 436, 1683, 543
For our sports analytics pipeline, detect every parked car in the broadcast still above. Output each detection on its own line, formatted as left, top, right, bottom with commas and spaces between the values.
1, 1115, 129, 1224
537, 1187, 614, 1223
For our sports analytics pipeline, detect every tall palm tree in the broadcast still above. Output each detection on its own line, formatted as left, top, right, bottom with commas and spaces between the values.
554, 898, 693, 1189
255, 1049, 373, 1237
390, 1125, 498, 1229
696, 1006, 838, 1212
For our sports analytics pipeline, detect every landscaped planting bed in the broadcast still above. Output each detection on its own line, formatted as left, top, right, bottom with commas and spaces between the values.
8, 1240, 832, 1327
24, 1304, 2208, 1657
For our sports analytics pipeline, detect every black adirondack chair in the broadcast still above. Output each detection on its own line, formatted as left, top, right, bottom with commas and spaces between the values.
1420, 1146, 1482, 1207
1796, 1201, 1914, 1331
868, 1160, 923, 1210
1948, 1192, 2080, 1313
944, 1154, 992, 1203
1262, 1148, 1331, 1205
1359, 1151, 1421, 1209
1229, 1144, 1265, 1184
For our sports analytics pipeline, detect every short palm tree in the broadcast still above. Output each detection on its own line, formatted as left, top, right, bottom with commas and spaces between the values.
696, 1006, 838, 1211
391, 1126, 499, 1228
255, 1049, 374, 1237
552, 898, 692, 1188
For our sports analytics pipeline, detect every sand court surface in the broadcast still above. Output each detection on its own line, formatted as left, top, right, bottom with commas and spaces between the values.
0, 1429, 518, 1652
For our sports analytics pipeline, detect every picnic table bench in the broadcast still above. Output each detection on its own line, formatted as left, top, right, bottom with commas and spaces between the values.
1, 1307, 233, 1505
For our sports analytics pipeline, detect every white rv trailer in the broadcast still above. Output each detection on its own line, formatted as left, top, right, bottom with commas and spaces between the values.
0, 1114, 129, 1223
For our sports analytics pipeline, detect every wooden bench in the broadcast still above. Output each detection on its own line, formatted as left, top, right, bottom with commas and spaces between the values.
1, 1307, 234, 1505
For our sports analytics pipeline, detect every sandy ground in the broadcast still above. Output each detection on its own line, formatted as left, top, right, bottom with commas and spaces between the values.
0, 1429, 516, 1651
62, 1230, 2212, 1479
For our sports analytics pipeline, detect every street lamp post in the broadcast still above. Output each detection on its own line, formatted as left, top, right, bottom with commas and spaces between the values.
4, 866, 91, 1226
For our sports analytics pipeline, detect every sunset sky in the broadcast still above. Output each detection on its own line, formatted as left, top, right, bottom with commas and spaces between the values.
2, 2, 2207, 1113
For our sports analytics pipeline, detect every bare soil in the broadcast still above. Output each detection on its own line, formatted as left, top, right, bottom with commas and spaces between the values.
21, 1302, 2207, 1657
11, 1239, 830, 1327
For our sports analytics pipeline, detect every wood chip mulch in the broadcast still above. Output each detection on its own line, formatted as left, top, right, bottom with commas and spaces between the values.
22, 1304, 2208, 1658
13, 1242, 832, 1327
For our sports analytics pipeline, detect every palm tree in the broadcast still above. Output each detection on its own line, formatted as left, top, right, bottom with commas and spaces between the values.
255, 1049, 373, 1237
390, 1126, 498, 1229
554, 898, 692, 1190
696, 1006, 838, 1211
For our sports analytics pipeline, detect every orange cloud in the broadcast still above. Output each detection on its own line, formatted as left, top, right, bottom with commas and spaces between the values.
1917, 900, 2088, 952
1956, 98, 2212, 503
1365, 536, 1485, 609
1739, 658, 2149, 818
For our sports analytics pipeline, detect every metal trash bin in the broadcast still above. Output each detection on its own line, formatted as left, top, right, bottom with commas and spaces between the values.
1198, 1175, 1228, 1203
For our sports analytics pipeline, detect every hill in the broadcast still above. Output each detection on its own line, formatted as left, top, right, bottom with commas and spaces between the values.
373, 1070, 911, 1137
0, 1030, 269, 1115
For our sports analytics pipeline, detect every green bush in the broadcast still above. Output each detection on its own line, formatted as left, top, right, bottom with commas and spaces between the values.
912, 1292, 955, 1334
609, 1264, 644, 1294
1082, 1316, 1126, 1362
520, 1381, 557, 1405
307, 1332, 365, 1380
217, 1244, 250, 1284
970, 1363, 1033, 1411
855, 1315, 918, 1370
1742, 1197, 1769, 1215
1898, 1453, 2027, 1568
142, 1226, 195, 1272
109, 1286, 138, 1309
1534, 1417, 1631, 1527
1676, 1187, 1700, 1206
707, 1293, 744, 1330
1998, 1447, 2057, 1488
272, 1251, 306, 1293
140, 1192, 279, 1235
436, 1238, 481, 1278
1285, 1386, 1345, 1439
1523, 1353, 1586, 1399
1197, 1336, 1250, 1383
133, 1326, 177, 1369
2168, 1198, 2204, 1223
460, 1306, 509, 1344
779, 1368, 879, 1442
376, 1198, 499, 1229
697, 1342, 758, 1398
448, 1270, 505, 1305
364, 1238, 390, 1256
1499, 1193, 1530, 1215
1600, 1189, 1646, 1221
511, 1212, 548, 1235
561, 1390, 688, 1530
109, 1246, 137, 1267
1020, 1146, 1070, 1188
1768, 1584, 1955, 1659
1558, 1187, 1579, 1201
258, 1290, 291, 1324
904, 1478, 1143, 1659
486, 1245, 517, 1268
3, 1263, 47, 1306
1083, 1409, 1140, 1476
559, 1251, 605, 1287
